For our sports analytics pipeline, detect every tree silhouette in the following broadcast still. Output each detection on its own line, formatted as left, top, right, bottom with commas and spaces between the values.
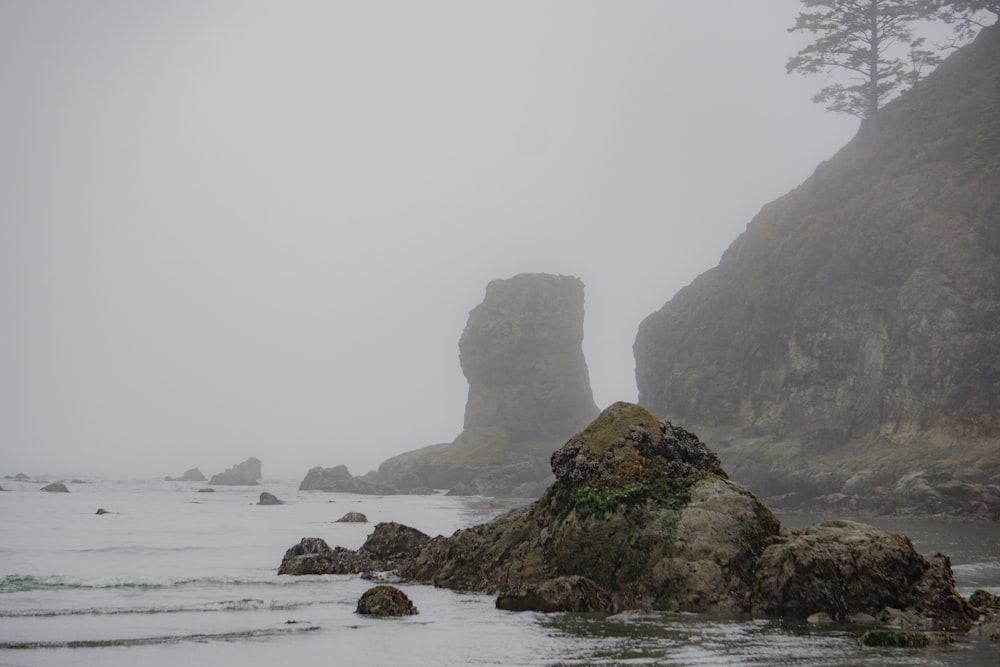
787, 0, 942, 120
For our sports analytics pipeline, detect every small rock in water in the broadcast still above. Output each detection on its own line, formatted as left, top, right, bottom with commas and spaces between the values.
41, 482, 69, 493
198, 488, 215, 493
335, 511, 368, 523
95, 508, 111, 515
356, 585, 418, 616
258, 492, 284, 505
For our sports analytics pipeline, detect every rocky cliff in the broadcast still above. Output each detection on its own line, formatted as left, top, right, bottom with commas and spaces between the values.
633, 27, 1000, 517
309, 273, 599, 497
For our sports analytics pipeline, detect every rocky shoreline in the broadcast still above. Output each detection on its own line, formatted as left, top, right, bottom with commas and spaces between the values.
278, 403, 987, 636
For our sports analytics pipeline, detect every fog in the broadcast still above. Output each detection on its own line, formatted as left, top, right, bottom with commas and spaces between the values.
1, 1, 858, 480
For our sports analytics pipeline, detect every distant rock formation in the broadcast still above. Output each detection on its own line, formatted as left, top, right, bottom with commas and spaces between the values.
278, 403, 976, 630
40, 482, 69, 493
165, 468, 207, 482
209, 458, 262, 486
633, 26, 1000, 518
257, 492, 284, 505
371, 273, 599, 497
335, 512, 368, 523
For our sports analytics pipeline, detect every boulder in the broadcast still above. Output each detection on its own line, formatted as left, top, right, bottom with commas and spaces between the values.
209, 458, 262, 486
282, 403, 779, 614
257, 492, 284, 505
356, 585, 418, 616
496, 575, 614, 613
278, 523, 431, 576
277, 537, 343, 576
41, 482, 69, 493
95, 508, 111, 515
754, 520, 976, 630
165, 467, 207, 482
335, 512, 368, 523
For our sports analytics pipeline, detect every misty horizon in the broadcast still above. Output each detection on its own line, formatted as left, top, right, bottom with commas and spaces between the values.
1, 1, 860, 480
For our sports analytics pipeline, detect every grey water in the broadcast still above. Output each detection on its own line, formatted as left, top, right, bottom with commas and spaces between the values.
1, 478, 997, 666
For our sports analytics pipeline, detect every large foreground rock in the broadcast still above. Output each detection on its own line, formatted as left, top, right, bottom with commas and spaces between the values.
209, 458, 262, 486
278, 403, 976, 629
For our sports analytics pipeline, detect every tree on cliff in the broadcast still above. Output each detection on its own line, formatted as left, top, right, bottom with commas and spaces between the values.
787, 0, 943, 119
932, 0, 1000, 40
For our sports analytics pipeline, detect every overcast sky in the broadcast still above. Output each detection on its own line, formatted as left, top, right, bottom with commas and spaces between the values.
1, 1, 860, 480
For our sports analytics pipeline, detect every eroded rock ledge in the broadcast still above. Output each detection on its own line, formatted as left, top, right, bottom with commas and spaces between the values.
278, 403, 977, 630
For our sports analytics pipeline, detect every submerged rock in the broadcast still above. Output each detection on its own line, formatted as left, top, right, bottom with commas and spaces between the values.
209, 458, 262, 486
859, 629, 954, 648
356, 585, 418, 616
40, 482, 69, 493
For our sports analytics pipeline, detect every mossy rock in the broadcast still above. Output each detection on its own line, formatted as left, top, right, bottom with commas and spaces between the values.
356, 585, 418, 617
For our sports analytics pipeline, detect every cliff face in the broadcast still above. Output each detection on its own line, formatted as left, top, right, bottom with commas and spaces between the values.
373, 273, 599, 497
633, 27, 1000, 515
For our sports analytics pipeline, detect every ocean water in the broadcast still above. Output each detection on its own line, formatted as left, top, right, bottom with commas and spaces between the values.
1, 478, 998, 667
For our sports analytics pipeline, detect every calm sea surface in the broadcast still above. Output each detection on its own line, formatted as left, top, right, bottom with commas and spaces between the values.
1, 478, 998, 666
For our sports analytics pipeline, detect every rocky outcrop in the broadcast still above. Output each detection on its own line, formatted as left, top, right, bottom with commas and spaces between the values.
335, 512, 368, 523
209, 458, 262, 486
165, 468, 206, 482
278, 403, 975, 629
633, 27, 1000, 517
356, 585, 418, 616
304, 273, 599, 498
257, 492, 284, 505
40, 482, 69, 493
756, 520, 975, 628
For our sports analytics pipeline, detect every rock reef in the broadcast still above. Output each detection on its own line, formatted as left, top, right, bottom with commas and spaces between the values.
279, 403, 976, 629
